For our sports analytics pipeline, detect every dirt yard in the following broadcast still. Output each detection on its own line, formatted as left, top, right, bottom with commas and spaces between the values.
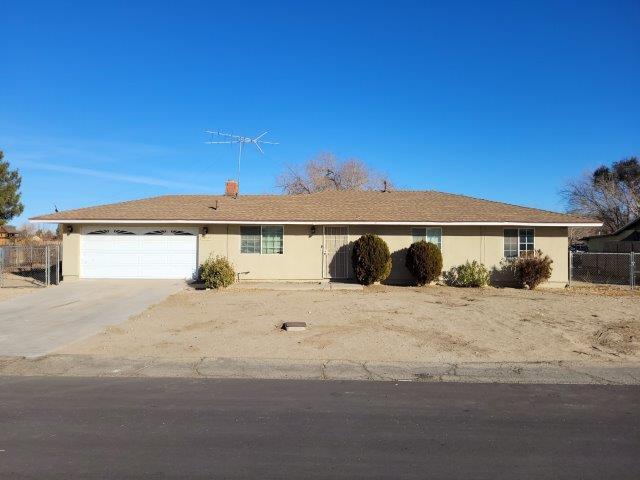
57, 283, 640, 364
0, 274, 41, 302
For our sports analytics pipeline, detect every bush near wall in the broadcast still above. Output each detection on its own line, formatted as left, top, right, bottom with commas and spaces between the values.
200, 255, 236, 289
507, 250, 553, 290
443, 260, 490, 287
351, 234, 392, 285
405, 241, 443, 286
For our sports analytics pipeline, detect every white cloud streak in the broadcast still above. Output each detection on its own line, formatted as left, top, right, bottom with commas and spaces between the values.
18, 160, 208, 190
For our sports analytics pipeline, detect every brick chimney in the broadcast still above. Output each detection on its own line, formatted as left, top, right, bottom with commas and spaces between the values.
225, 180, 239, 197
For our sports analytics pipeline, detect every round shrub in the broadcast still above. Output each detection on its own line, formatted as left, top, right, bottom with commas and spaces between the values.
443, 260, 490, 287
351, 234, 392, 285
510, 250, 553, 290
405, 241, 443, 286
200, 255, 236, 289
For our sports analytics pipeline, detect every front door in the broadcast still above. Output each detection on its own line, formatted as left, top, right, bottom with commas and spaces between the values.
323, 226, 350, 279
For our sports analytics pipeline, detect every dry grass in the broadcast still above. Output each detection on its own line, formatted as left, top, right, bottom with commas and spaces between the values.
59, 283, 640, 364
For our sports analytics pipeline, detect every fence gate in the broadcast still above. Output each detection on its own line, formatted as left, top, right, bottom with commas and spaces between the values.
570, 252, 636, 289
0, 244, 61, 288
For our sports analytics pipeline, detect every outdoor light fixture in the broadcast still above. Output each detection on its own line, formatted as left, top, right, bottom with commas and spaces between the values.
66, 225, 73, 234
202, 227, 208, 235
310, 225, 316, 235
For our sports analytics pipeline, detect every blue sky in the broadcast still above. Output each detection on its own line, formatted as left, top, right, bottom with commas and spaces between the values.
2, 0, 639, 226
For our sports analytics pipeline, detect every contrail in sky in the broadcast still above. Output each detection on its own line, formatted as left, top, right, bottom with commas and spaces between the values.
18, 160, 208, 190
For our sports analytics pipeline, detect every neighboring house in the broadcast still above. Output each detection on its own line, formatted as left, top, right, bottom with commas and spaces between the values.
30, 181, 600, 287
0, 225, 18, 245
582, 216, 640, 253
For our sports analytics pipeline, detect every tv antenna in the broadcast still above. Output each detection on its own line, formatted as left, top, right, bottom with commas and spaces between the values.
205, 130, 278, 186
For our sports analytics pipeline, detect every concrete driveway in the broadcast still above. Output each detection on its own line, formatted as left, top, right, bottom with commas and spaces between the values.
0, 280, 185, 357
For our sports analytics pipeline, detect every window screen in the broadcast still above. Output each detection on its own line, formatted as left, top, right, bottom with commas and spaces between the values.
411, 227, 426, 244
426, 228, 442, 249
240, 226, 261, 253
412, 227, 441, 249
504, 229, 519, 258
504, 228, 534, 258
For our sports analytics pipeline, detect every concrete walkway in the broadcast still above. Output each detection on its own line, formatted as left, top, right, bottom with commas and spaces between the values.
1, 354, 639, 385
0, 280, 185, 357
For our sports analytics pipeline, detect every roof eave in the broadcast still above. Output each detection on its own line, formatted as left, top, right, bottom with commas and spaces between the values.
29, 218, 603, 227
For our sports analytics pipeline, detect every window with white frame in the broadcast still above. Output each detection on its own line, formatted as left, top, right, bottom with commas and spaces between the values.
240, 226, 261, 253
240, 226, 284, 254
504, 228, 534, 258
411, 227, 442, 249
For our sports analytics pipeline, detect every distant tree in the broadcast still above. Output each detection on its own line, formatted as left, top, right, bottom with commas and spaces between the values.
0, 151, 24, 225
562, 157, 640, 233
276, 152, 393, 194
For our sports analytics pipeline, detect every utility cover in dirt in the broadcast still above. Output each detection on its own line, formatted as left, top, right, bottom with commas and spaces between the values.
283, 322, 307, 332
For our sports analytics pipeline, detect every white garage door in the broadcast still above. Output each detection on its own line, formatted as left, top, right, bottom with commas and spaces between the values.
81, 226, 198, 279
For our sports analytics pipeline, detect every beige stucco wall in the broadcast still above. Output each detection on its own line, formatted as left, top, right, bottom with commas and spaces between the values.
200, 224, 569, 286
61, 224, 81, 281
199, 224, 325, 280
60, 223, 569, 286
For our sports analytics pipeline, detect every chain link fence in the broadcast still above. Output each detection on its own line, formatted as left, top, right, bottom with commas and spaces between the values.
0, 244, 61, 288
570, 252, 638, 289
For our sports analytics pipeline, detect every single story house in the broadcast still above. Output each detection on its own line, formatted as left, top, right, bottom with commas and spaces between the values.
0, 225, 18, 245
30, 182, 600, 287
582, 216, 640, 253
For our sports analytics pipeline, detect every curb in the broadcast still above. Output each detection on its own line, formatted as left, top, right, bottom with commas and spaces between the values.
1, 355, 639, 384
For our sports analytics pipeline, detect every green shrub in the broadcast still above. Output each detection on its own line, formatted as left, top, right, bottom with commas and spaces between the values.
351, 234, 392, 285
508, 250, 553, 290
200, 255, 236, 289
405, 240, 443, 286
443, 260, 490, 287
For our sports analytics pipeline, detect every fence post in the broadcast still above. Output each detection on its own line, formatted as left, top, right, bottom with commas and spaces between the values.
631, 253, 636, 290
45, 245, 50, 286
568, 251, 572, 288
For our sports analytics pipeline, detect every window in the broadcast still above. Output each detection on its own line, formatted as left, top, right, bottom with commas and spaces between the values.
411, 227, 442, 249
240, 226, 261, 253
504, 229, 518, 258
262, 226, 284, 254
240, 226, 284, 254
519, 228, 534, 256
504, 228, 535, 258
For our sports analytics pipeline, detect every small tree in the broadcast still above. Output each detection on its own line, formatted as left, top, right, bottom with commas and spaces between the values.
405, 241, 443, 286
351, 234, 392, 285
508, 250, 553, 290
0, 151, 24, 225
277, 152, 393, 194
200, 256, 236, 289
562, 157, 640, 233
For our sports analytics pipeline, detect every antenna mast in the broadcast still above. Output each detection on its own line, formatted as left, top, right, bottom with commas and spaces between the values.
205, 131, 278, 187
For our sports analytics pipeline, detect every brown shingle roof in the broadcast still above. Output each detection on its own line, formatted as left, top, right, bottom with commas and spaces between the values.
0, 225, 18, 234
29, 190, 600, 225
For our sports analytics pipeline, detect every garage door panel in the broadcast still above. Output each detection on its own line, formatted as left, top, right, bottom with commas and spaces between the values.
80, 227, 198, 279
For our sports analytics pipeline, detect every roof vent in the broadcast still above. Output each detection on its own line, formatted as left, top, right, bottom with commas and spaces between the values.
225, 180, 239, 198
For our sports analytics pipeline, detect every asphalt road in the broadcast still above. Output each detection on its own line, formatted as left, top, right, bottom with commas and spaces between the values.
0, 377, 638, 479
